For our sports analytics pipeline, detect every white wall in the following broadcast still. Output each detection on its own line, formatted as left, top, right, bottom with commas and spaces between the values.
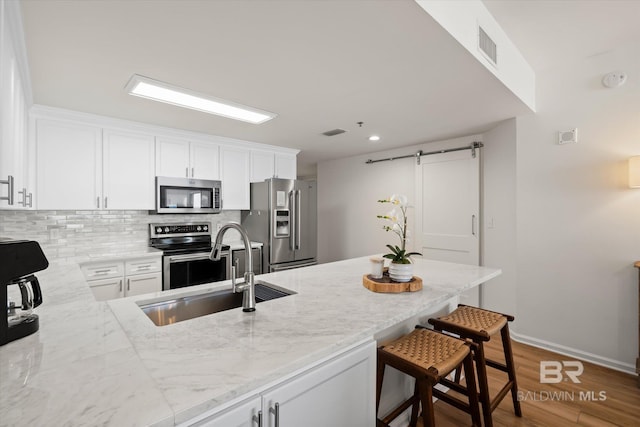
514, 40, 640, 371
317, 134, 482, 264
482, 119, 517, 316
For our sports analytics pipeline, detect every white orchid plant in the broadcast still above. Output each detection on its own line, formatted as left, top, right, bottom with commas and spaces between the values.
377, 194, 422, 264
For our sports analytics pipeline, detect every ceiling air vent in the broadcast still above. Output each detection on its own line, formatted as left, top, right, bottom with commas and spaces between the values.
322, 128, 346, 137
478, 26, 497, 66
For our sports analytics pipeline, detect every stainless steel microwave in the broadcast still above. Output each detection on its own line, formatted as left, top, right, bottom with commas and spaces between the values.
155, 176, 222, 214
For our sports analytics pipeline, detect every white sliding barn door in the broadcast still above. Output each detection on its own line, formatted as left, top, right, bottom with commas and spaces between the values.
415, 149, 480, 306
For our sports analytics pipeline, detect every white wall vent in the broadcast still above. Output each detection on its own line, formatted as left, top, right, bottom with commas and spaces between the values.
478, 26, 497, 66
322, 128, 346, 137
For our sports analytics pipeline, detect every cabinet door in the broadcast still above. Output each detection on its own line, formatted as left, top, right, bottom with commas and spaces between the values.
88, 277, 124, 301
103, 129, 155, 209
156, 137, 190, 178
250, 150, 274, 183
190, 141, 220, 180
262, 341, 376, 427
188, 396, 262, 427
220, 146, 250, 210
274, 154, 296, 180
36, 119, 102, 209
0, 20, 29, 208
125, 272, 162, 297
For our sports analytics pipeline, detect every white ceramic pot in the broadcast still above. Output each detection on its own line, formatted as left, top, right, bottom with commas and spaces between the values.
388, 262, 413, 282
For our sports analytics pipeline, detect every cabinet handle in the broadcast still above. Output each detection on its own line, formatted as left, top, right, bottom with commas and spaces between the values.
93, 269, 111, 276
26, 192, 33, 208
104, 197, 108, 209
119, 279, 123, 292
127, 278, 131, 291
253, 410, 262, 427
186, 167, 189, 178
18, 188, 27, 207
471, 214, 476, 236
191, 167, 194, 177
97, 197, 100, 209
0, 175, 14, 205
269, 403, 280, 427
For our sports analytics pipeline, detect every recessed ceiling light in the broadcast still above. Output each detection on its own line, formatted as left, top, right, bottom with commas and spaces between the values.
125, 74, 277, 124
369, 135, 381, 142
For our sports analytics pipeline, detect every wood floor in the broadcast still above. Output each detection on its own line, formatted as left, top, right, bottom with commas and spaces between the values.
427, 338, 640, 427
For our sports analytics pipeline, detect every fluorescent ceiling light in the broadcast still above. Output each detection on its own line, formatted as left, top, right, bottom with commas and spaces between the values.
125, 74, 276, 124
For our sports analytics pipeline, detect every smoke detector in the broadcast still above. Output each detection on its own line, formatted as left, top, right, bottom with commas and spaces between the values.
602, 71, 627, 88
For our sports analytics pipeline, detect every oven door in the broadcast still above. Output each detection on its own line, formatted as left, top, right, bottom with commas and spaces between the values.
163, 251, 230, 290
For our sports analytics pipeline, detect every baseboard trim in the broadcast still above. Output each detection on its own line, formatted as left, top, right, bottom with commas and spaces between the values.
511, 331, 636, 376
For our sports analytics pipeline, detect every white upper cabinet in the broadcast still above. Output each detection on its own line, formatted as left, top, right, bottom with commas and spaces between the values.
275, 153, 297, 180
103, 129, 155, 209
155, 137, 190, 178
36, 120, 156, 210
36, 119, 102, 210
250, 150, 275, 182
156, 137, 219, 180
220, 145, 250, 210
190, 141, 219, 180
0, 5, 31, 209
31, 106, 297, 211
250, 150, 297, 182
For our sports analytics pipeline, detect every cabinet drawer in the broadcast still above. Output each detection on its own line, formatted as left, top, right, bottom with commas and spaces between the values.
125, 257, 161, 276
88, 277, 124, 301
125, 272, 162, 297
81, 261, 124, 280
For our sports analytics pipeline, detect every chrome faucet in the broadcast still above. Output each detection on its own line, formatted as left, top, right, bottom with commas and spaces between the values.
210, 222, 256, 312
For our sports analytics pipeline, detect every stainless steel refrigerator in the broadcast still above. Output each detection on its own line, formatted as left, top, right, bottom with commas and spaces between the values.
241, 178, 317, 273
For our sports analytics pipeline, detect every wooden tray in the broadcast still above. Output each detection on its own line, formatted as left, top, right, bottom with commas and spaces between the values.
362, 273, 422, 293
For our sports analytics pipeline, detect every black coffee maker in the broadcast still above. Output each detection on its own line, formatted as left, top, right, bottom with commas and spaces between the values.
1, 240, 49, 346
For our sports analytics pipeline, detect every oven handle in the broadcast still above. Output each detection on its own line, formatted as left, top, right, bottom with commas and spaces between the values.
167, 252, 226, 263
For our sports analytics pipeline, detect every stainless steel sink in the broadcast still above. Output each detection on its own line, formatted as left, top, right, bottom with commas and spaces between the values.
138, 281, 295, 326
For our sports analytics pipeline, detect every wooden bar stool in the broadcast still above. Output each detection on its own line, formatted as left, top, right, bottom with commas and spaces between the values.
429, 304, 522, 427
376, 327, 481, 427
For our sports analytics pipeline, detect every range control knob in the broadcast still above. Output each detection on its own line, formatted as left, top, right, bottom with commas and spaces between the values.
164, 227, 170, 233
156, 227, 162, 233
196, 226, 202, 232
203, 225, 208, 231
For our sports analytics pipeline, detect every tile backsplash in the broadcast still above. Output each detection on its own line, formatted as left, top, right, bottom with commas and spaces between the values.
0, 210, 240, 260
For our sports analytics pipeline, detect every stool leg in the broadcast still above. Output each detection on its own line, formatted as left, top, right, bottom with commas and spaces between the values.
501, 324, 522, 417
409, 381, 420, 427
463, 352, 482, 427
474, 342, 493, 427
417, 378, 435, 427
376, 356, 386, 415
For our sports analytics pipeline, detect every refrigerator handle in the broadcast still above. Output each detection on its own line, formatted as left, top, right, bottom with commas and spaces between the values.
289, 190, 296, 251
295, 190, 301, 250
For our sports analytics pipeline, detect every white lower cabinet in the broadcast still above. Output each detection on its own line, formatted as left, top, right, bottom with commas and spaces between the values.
187, 340, 376, 427
82, 256, 162, 301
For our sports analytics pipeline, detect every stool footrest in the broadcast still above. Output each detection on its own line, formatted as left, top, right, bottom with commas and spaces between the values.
379, 395, 418, 426
433, 388, 472, 413
490, 381, 515, 413
486, 358, 508, 372
440, 378, 469, 395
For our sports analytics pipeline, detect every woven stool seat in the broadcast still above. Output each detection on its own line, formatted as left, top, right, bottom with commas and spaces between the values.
381, 328, 469, 378
437, 305, 507, 338
376, 327, 481, 427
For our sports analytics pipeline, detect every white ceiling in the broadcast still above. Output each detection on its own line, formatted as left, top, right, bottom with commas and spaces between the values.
483, 0, 640, 72
20, 0, 637, 176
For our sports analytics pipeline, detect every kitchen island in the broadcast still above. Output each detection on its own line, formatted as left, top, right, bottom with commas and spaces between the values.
0, 255, 500, 426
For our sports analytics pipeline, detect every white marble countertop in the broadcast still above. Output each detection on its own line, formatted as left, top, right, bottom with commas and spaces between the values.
0, 256, 500, 426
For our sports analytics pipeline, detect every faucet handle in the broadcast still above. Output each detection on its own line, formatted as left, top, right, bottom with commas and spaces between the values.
231, 265, 237, 291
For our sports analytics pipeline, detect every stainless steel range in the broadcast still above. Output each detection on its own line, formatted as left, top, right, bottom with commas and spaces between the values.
149, 222, 230, 291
